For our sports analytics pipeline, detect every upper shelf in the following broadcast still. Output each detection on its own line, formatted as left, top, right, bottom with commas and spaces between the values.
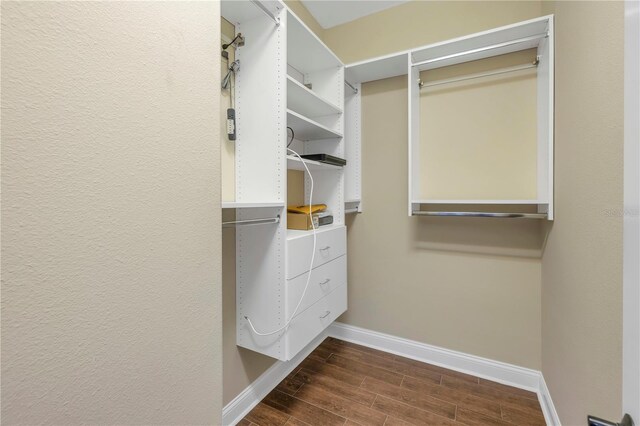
287, 109, 343, 141
287, 76, 342, 118
345, 52, 410, 84
411, 15, 551, 71
287, 10, 342, 74
221, 0, 283, 25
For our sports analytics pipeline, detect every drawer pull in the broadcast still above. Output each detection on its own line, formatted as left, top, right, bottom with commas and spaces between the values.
319, 246, 331, 251
319, 278, 331, 285
319, 310, 331, 319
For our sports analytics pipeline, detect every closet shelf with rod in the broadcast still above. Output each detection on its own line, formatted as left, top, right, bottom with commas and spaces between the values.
412, 211, 547, 219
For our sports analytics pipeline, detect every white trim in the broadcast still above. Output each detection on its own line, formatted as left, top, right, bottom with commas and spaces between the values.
538, 373, 561, 426
222, 323, 561, 425
221, 330, 328, 426
328, 322, 539, 391
624, 0, 640, 422
327, 322, 560, 425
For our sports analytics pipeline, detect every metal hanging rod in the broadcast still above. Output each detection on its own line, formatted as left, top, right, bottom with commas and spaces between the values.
344, 80, 358, 94
419, 60, 538, 89
412, 211, 547, 219
411, 33, 548, 69
345, 208, 361, 214
222, 215, 281, 228
250, 0, 280, 26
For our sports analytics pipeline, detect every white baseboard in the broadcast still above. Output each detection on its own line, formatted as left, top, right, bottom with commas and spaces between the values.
327, 322, 560, 426
328, 322, 540, 391
538, 373, 561, 426
221, 330, 328, 426
222, 322, 560, 426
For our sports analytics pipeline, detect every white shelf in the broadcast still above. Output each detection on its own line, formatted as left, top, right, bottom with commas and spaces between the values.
222, 201, 284, 209
287, 10, 342, 73
221, 0, 282, 25
346, 52, 410, 84
287, 76, 342, 118
286, 224, 344, 241
412, 199, 548, 205
411, 16, 550, 70
287, 109, 343, 141
287, 155, 343, 171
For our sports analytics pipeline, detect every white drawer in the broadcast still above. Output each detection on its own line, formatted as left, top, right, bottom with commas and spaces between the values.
286, 255, 346, 318
287, 226, 346, 279
285, 284, 347, 360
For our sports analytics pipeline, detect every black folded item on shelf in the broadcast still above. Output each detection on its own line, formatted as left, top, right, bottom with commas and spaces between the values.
318, 215, 333, 226
300, 154, 346, 167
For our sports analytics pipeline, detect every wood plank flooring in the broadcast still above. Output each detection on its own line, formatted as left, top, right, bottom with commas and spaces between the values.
240, 337, 545, 426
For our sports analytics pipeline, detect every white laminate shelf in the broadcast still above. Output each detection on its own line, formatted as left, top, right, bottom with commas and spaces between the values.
287, 109, 343, 141
286, 223, 344, 241
345, 52, 410, 84
222, 201, 284, 209
287, 155, 343, 172
287, 76, 342, 118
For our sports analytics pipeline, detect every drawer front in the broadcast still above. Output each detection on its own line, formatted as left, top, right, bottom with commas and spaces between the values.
287, 255, 346, 318
285, 284, 347, 360
287, 226, 346, 279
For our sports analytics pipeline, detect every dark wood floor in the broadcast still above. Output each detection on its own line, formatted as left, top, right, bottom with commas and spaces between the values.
239, 337, 546, 426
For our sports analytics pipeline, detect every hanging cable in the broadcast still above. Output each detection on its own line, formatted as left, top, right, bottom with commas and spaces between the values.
244, 146, 317, 336
287, 127, 295, 148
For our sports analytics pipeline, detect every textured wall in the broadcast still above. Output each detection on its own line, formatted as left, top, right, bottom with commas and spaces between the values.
540, 1, 625, 423
1, 2, 222, 424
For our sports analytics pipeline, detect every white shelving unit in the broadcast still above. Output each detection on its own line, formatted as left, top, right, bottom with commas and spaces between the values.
343, 15, 554, 220
222, 1, 347, 361
408, 16, 554, 219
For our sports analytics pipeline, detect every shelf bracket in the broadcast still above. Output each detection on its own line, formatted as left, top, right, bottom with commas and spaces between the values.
344, 80, 358, 94
250, 0, 280, 26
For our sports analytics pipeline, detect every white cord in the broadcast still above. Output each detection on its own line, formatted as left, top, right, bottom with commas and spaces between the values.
244, 147, 317, 336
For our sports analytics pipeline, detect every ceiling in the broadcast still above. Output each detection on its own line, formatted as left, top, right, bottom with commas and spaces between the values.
300, 0, 411, 29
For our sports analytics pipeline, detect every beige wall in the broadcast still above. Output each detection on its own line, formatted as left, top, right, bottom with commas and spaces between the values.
420, 49, 539, 200
323, 1, 545, 369
344, 75, 543, 368
540, 1, 625, 424
1, 2, 222, 424
323, 1, 542, 64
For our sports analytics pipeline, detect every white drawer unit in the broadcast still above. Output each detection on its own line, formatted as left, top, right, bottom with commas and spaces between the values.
285, 284, 347, 360
287, 255, 346, 318
287, 226, 346, 279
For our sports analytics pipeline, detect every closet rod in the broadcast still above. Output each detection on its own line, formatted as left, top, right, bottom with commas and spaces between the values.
250, 0, 280, 26
344, 80, 358, 94
411, 33, 547, 69
412, 211, 547, 219
419, 61, 538, 89
345, 208, 360, 214
222, 215, 281, 228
